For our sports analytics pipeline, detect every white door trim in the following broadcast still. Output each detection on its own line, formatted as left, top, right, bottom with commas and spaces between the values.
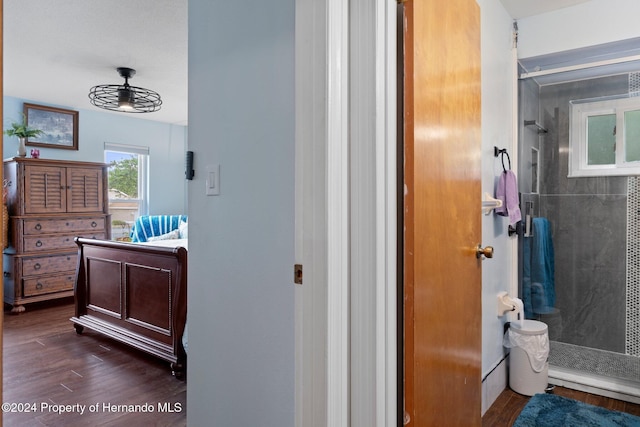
294, 0, 350, 425
377, 4, 398, 425
350, 1, 398, 426
295, 1, 397, 426
326, 0, 350, 425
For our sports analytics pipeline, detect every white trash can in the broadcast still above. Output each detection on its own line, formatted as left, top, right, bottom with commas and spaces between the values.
503, 319, 549, 396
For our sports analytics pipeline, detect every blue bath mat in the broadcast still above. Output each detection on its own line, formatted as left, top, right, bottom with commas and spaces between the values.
513, 393, 640, 426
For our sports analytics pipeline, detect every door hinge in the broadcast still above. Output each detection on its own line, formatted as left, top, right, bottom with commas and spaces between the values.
294, 264, 303, 285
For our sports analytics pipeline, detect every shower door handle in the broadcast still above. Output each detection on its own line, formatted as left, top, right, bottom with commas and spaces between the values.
476, 244, 494, 259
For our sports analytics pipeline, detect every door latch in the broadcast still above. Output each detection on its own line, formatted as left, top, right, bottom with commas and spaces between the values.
294, 264, 303, 285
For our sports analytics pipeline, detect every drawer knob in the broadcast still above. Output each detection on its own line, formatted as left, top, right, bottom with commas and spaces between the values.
35, 223, 42, 231
36, 282, 43, 290
35, 240, 43, 247
3, 272, 10, 278
34, 263, 41, 270
91, 221, 97, 228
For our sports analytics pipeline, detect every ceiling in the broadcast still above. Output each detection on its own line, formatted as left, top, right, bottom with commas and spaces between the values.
499, 0, 592, 19
501, 0, 640, 86
4, 0, 187, 125
3, 1, 598, 126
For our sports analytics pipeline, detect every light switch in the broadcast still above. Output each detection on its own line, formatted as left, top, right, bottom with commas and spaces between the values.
206, 164, 220, 196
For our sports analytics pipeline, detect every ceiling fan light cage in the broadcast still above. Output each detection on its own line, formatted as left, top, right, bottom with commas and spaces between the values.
89, 68, 162, 113
89, 84, 162, 113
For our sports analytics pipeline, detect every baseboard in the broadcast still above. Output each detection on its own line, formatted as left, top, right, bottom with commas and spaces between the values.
549, 366, 640, 405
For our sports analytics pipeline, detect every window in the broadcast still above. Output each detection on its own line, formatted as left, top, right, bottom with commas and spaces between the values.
569, 96, 640, 177
104, 142, 149, 241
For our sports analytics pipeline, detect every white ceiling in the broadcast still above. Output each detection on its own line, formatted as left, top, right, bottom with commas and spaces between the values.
499, 0, 592, 19
3, 1, 596, 126
4, 0, 188, 125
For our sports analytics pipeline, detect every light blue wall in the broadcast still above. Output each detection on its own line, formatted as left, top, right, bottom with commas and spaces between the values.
478, 0, 516, 382
187, 1, 295, 426
3, 96, 187, 215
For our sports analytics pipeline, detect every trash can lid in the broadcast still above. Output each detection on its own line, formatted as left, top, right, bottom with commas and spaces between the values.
510, 319, 548, 335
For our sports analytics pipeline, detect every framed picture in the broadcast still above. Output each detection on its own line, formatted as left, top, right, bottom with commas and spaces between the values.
24, 103, 79, 150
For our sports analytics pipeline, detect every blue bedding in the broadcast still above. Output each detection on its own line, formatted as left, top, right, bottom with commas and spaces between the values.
130, 215, 188, 242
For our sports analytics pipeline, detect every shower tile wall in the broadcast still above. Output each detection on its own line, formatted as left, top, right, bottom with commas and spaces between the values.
523, 75, 628, 353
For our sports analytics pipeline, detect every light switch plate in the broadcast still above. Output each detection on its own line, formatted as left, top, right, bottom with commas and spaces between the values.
205, 164, 220, 196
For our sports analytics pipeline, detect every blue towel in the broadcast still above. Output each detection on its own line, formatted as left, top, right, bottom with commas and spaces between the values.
522, 217, 556, 318
130, 215, 188, 242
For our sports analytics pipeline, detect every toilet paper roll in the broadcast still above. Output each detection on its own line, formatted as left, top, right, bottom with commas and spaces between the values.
510, 297, 524, 328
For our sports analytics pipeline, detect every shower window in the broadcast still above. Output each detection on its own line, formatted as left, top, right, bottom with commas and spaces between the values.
625, 109, 640, 162
586, 114, 616, 165
569, 96, 640, 177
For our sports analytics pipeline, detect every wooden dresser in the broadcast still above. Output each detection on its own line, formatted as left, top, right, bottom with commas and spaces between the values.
3, 158, 111, 312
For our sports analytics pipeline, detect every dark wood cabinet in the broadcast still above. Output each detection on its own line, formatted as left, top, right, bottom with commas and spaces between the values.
3, 158, 110, 312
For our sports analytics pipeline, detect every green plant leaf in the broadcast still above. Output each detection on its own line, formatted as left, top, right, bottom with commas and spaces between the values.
3, 113, 44, 138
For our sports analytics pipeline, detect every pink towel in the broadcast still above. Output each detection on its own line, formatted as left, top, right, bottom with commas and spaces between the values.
495, 170, 521, 225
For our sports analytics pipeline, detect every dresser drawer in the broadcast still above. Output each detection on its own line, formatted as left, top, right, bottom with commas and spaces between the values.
22, 253, 77, 276
23, 273, 75, 297
22, 217, 106, 235
23, 232, 106, 252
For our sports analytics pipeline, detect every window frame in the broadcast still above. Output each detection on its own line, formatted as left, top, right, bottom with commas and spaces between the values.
569, 96, 640, 177
104, 142, 149, 240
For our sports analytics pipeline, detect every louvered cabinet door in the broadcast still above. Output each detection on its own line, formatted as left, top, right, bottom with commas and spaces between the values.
23, 165, 67, 214
67, 167, 104, 213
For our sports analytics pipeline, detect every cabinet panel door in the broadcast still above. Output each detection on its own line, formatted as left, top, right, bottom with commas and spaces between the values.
67, 168, 104, 213
24, 165, 66, 214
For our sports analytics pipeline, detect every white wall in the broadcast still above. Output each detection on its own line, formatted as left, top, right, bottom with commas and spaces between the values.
3, 96, 187, 215
478, 0, 518, 412
187, 1, 295, 426
517, 0, 640, 59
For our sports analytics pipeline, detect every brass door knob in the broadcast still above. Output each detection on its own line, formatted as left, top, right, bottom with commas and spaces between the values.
476, 244, 494, 259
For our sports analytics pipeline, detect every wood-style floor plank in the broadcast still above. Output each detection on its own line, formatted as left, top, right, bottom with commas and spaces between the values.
483, 386, 640, 426
3, 299, 186, 427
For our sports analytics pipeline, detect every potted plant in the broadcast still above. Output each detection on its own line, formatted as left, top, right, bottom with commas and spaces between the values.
4, 114, 44, 157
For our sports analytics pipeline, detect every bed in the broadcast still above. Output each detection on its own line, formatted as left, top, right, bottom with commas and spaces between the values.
70, 215, 188, 378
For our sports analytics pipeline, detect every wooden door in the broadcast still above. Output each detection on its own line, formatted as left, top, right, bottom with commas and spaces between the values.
403, 0, 482, 425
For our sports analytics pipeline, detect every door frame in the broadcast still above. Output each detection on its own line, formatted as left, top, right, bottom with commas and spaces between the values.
294, 0, 397, 425
350, 1, 399, 426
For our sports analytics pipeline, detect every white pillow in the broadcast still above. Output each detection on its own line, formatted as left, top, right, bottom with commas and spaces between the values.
147, 229, 180, 241
178, 221, 188, 239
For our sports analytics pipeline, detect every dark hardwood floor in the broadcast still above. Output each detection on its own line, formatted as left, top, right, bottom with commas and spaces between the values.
10, 300, 640, 427
3, 299, 186, 427
483, 386, 640, 426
